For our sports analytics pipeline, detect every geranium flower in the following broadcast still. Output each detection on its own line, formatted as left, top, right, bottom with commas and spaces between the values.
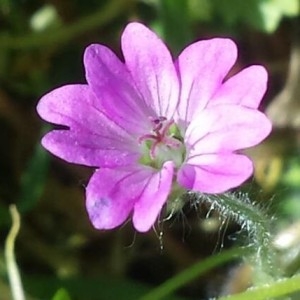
37, 22, 271, 232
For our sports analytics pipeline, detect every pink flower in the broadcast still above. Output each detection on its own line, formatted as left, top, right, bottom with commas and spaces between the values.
37, 22, 271, 232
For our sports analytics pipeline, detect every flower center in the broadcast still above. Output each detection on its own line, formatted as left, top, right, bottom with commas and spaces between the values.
138, 116, 185, 169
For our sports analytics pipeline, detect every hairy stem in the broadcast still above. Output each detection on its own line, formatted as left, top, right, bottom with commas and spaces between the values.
218, 273, 300, 300
191, 192, 279, 283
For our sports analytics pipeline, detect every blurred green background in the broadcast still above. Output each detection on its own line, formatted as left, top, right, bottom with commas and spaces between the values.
1, 0, 300, 299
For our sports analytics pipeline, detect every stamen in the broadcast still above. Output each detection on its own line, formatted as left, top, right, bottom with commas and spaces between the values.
138, 134, 157, 144
139, 116, 183, 161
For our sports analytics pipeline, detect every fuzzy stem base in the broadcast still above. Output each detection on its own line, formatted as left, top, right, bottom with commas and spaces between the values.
189, 192, 280, 284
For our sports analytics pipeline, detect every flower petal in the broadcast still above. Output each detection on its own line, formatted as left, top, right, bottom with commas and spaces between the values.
208, 66, 268, 108
178, 154, 253, 193
37, 84, 133, 139
133, 161, 174, 232
121, 22, 179, 118
86, 167, 152, 230
37, 84, 139, 167
185, 104, 272, 154
84, 44, 152, 134
37, 84, 90, 127
176, 38, 237, 126
86, 162, 174, 232
41, 130, 139, 167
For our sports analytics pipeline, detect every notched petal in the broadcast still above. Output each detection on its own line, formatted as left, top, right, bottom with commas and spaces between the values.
87, 162, 174, 232
86, 167, 155, 230
209, 65, 268, 108
84, 43, 151, 134
176, 38, 238, 125
178, 154, 253, 193
41, 130, 139, 167
122, 22, 179, 118
37, 84, 90, 127
185, 104, 272, 154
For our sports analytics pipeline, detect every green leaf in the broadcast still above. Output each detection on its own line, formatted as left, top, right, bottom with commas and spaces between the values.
139, 247, 249, 300
17, 139, 49, 213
